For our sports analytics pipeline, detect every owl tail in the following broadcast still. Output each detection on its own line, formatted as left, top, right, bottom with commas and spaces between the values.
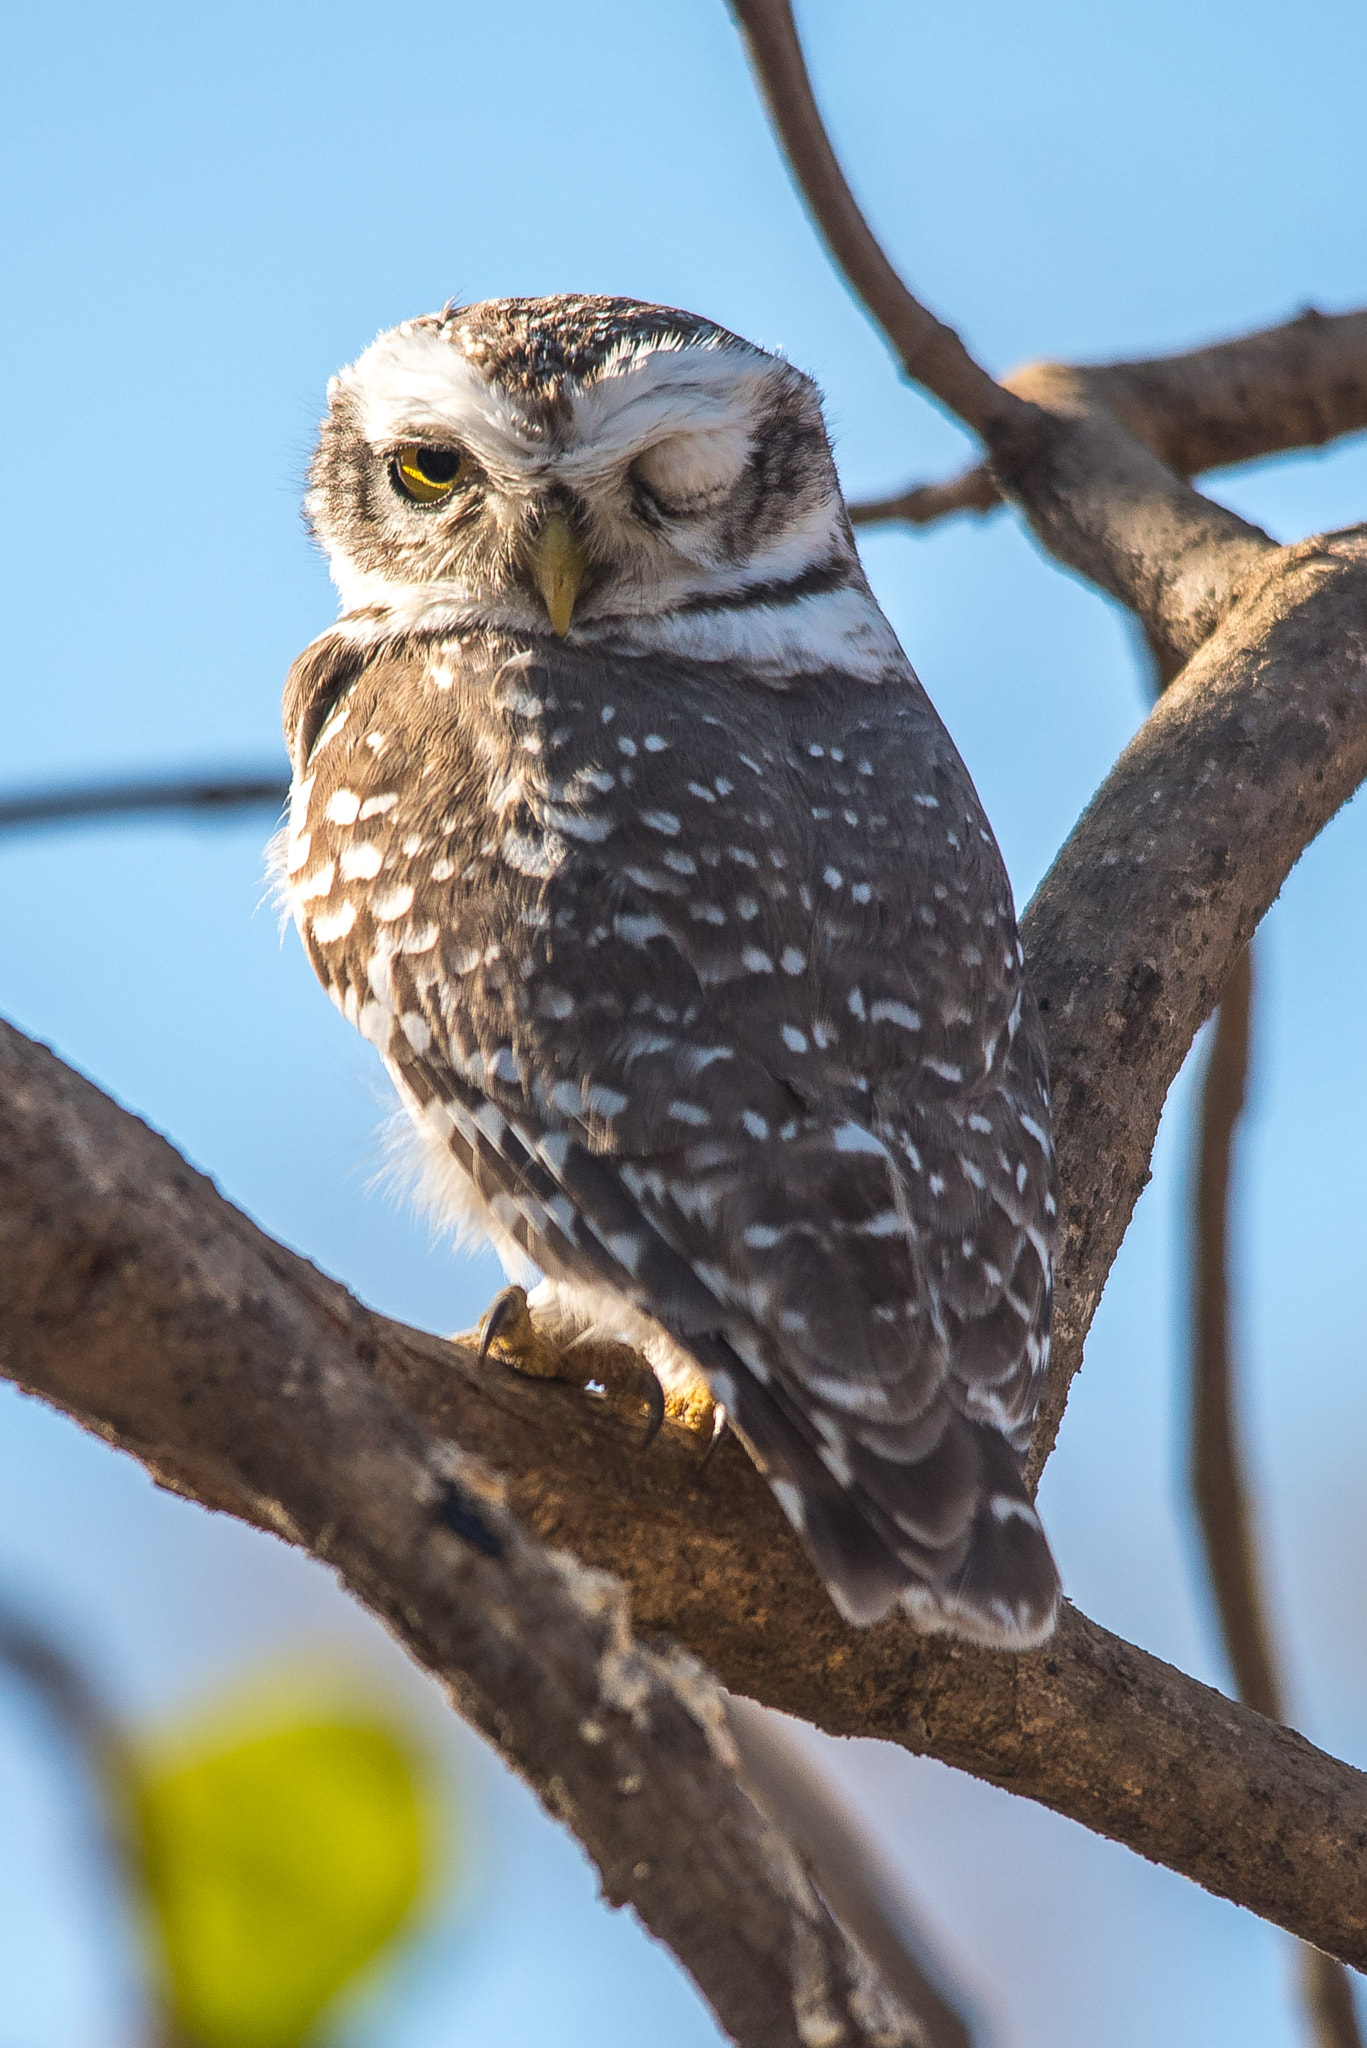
708, 1344, 1061, 1647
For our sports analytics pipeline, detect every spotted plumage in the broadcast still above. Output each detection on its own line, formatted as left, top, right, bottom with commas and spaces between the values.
282, 295, 1061, 1645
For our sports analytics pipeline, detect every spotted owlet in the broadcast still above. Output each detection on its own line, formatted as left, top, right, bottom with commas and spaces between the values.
282, 295, 1061, 1647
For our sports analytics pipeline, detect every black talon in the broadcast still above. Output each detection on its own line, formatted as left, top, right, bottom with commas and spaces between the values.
640, 1369, 666, 1449
478, 1286, 524, 1364
697, 1403, 728, 1471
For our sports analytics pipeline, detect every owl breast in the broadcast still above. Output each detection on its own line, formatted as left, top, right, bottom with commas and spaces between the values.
288, 626, 1021, 1106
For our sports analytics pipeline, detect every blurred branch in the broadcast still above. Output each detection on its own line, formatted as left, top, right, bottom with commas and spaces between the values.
1192, 947, 1279, 1722
848, 309, 1367, 532
0, 1605, 178, 2042
1192, 951, 1363, 2048
0, 770, 289, 837
726, 1698, 978, 2048
0, 1601, 122, 1780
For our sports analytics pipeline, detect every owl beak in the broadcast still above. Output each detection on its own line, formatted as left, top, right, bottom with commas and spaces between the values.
528, 512, 588, 637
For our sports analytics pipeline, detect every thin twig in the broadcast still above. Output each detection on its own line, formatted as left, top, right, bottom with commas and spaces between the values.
1192, 952, 1363, 2047
848, 468, 1000, 530
1192, 947, 1280, 1720
0, 771, 289, 836
733, 0, 1271, 674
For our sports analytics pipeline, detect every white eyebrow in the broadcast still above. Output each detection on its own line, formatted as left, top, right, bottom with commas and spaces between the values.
340, 323, 773, 489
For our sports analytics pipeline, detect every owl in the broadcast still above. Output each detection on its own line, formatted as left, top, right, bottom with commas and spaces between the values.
282, 295, 1061, 1648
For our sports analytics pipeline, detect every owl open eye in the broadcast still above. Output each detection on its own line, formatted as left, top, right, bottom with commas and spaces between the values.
391, 443, 475, 505
629, 425, 749, 517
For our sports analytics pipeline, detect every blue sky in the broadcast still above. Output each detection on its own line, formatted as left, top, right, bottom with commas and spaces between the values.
2, 2, 1366, 2042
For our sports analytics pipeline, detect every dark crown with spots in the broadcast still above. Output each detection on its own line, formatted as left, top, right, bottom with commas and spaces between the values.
426, 294, 748, 394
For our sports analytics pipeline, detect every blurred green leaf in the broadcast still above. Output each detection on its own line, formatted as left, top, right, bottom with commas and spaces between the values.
132, 1714, 430, 2048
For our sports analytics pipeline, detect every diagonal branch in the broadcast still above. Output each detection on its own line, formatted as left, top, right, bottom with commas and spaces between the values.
5, 999, 1367, 1972
1025, 526, 1367, 1465
727, 0, 1367, 1460
5, 527, 1367, 1979
726, 1698, 978, 2048
0, 1034, 922, 2048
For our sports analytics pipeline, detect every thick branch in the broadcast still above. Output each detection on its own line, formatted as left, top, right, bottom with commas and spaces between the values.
1026, 527, 1367, 1469
5, 1021, 1367, 1973
0, 1029, 923, 2048
1025, 309, 1367, 482
730, 8, 1367, 1467
849, 309, 1367, 531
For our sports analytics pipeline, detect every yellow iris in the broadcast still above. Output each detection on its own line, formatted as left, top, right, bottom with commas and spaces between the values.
393, 444, 469, 504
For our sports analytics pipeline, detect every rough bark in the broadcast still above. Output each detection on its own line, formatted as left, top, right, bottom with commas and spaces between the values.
5, 1017, 1367, 1974
1024, 529, 1367, 1465
850, 310, 1367, 533
0, 1024, 924, 2048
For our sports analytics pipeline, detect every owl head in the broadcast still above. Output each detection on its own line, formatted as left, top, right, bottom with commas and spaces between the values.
307, 295, 856, 636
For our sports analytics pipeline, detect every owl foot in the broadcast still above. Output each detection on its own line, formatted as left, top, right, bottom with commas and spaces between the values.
472, 1286, 665, 1446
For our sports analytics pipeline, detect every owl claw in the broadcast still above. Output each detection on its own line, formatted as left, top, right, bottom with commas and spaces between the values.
473, 1286, 569, 1381
477, 1285, 527, 1365
639, 1370, 666, 1450
698, 1403, 729, 1470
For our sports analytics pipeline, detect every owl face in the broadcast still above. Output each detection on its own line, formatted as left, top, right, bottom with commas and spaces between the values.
307, 295, 853, 636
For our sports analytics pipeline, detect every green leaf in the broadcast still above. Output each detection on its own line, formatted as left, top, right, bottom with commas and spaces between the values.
132, 1713, 431, 2048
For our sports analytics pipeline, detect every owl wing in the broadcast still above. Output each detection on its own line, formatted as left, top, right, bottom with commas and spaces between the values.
286, 628, 1059, 1642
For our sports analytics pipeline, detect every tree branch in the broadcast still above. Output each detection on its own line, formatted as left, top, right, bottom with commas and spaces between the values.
4, 1016, 1367, 1974
1192, 952, 1363, 2047
0, 770, 289, 836
849, 309, 1367, 532
726, 1698, 978, 2048
726, 0, 1367, 1463
1192, 946, 1280, 1721
732, 0, 1276, 669
1024, 527, 1367, 1469
848, 470, 1001, 532
0, 1024, 928, 2048
728, 0, 1029, 443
